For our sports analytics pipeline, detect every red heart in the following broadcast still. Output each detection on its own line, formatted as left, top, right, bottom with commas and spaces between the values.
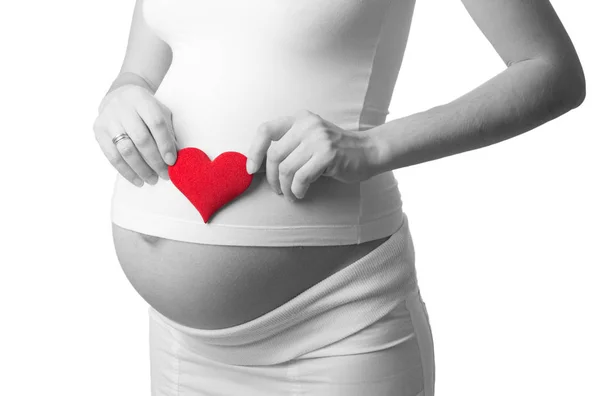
167, 147, 254, 223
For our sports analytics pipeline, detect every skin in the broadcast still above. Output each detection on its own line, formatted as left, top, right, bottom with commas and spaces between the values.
112, 223, 391, 329
244, 0, 585, 201
94, 0, 174, 187
369, 0, 586, 175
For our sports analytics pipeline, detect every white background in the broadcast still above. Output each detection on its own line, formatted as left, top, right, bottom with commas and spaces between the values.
1, 0, 597, 395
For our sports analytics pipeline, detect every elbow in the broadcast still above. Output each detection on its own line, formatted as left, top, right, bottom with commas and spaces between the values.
553, 58, 586, 110
559, 67, 586, 110
566, 69, 586, 109
529, 54, 587, 112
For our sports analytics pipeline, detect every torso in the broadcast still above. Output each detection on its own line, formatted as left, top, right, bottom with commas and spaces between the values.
110, 0, 416, 330
113, 223, 389, 330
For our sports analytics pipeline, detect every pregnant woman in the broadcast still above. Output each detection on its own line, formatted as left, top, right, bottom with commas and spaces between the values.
93, 1, 585, 395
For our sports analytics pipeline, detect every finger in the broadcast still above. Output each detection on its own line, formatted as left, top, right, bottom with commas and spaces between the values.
265, 150, 282, 195
265, 125, 304, 195
278, 142, 313, 200
246, 115, 295, 174
109, 122, 158, 184
124, 109, 169, 180
246, 156, 267, 173
95, 124, 144, 187
291, 153, 330, 199
255, 157, 267, 173
136, 99, 178, 166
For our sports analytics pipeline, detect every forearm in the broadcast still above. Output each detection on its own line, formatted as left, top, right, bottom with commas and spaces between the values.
369, 58, 586, 174
97, 71, 157, 114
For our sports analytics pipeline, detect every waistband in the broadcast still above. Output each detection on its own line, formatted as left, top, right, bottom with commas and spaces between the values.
148, 211, 418, 366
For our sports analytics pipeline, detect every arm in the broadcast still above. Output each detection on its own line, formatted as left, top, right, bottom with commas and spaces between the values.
98, 0, 173, 113
369, 0, 586, 175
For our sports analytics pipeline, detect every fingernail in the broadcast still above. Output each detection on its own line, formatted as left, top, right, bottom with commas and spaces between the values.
148, 174, 158, 185
133, 178, 144, 187
165, 152, 176, 166
246, 159, 257, 174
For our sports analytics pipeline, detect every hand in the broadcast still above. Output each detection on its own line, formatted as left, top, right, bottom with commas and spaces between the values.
92, 85, 178, 187
245, 109, 380, 201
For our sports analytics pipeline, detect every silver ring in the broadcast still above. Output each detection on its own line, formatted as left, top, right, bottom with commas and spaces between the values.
112, 133, 131, 145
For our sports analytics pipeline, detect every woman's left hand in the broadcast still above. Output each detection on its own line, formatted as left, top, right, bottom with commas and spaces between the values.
245, 109, 381, 201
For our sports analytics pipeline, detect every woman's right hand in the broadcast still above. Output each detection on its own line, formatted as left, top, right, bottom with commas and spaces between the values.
93, 84, 178, 187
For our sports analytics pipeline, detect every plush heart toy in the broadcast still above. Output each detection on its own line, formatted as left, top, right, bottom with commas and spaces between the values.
167, 147, 254, 223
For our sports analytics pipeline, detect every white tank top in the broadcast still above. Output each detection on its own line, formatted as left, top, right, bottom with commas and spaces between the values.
110, 0, 416, 246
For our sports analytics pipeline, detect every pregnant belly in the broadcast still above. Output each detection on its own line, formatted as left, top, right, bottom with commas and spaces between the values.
112, 223, 389, 330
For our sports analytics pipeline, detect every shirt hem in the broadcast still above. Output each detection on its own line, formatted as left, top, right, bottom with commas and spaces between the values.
111, 203, 405, 247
